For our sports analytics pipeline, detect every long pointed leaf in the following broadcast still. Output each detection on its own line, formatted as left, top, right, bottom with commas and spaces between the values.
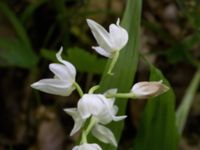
176, 68, 200, 134
133, 65, 179, 150
0, 38, 37, 68
0, 2, 38, 68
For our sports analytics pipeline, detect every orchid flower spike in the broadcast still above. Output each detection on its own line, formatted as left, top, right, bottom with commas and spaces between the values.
31, 47, 76, 96
72, 143, 102, 150
131, 80, 169, 99
87, 18, 128, 58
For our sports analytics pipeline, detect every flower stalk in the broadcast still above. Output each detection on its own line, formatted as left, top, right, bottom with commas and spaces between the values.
106, 92, 135, 99
107, 51, 119, 75
88, 85, 100, 94
81, 117, 97, 144
74, 82, 84, 97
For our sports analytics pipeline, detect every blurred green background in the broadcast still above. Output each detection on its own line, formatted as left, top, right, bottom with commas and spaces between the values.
0, 0, 200, 150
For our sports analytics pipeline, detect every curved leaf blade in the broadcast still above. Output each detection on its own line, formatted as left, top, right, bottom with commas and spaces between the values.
133, 65, 179, 150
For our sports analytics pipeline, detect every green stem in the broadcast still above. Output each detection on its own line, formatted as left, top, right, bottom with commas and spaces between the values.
74, 82, 84, 97
80, 117, 97, 144
106, 92, 135, 99
88, 85, 100, 94
80, 132, 87, 143
107, 51, 119, 75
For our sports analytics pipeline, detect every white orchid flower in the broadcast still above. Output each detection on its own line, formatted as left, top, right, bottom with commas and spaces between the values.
31, 47, 76, 96
64, 89, 126, 147
131, 80, 169, 99
87, 18, 128, 58
77, 93, 126, 147
77, 92, 126, 124
72, 143, 102, 150
65, 106, 119, 147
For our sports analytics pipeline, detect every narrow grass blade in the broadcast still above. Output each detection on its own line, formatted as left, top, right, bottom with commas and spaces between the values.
0, 2, 31, 48
0, 2, 38, 68
176, 68, 200, 134
20, 0, 48, 22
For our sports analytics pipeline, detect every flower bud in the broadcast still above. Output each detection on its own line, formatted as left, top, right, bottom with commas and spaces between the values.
131, 81, 169, 99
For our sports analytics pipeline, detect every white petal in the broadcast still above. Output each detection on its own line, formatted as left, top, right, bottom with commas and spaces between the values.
77, 94, 106, 119
109, 20, 128, 50
110, 106, 127, 122
31, 79, 74, 96
94, 95, 115, 124
97, 103, 126, 123
92, 46, 112, 58
92, 124, 117, 147
87, 19, 113, 52
112, 115, 127, 121
90, 95, 114, 123
56, 47, 76, 78
95, 109, 113, 124
73, 143, 102, 150
49, 63, 75, 81
64, 108, 85, 135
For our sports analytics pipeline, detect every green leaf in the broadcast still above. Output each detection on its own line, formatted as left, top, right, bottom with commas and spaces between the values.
87, 0, 142, 149
0, 38, 37, 68
133, 65, 179, 150
67, 47, 106, 74
176, 68, 200, 134
41, 47, 107, 74
41, 49, 58, 62
20, 0, 48, 23
0, 2, 38, 68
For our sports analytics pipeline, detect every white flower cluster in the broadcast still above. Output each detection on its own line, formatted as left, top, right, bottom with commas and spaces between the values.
31, 18, 169, 150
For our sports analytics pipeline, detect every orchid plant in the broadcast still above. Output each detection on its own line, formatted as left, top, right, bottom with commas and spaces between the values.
31, 18, 169, 150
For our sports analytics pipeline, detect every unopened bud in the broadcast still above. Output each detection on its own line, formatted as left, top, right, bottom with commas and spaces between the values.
131, 81, 169, 99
